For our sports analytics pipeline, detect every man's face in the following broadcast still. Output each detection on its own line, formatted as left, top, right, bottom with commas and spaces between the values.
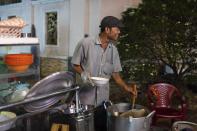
106, 27, 121, 41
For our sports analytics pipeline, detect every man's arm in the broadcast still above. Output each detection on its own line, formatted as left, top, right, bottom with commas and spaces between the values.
112, 72, 137, 96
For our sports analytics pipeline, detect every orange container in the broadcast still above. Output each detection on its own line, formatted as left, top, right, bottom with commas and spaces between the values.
4, 54, 33, 65
4, 54, 34, 72
8, 65, 30, 72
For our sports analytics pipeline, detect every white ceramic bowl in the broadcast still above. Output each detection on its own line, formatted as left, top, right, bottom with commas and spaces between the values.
90, 77, 109, 85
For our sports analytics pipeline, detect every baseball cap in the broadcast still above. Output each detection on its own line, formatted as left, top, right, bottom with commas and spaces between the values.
99, 16, 124, 29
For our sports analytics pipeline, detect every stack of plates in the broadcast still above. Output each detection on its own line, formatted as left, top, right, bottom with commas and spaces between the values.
24, 71, 75, 112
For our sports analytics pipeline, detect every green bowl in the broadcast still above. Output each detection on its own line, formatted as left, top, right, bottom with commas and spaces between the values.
0, 111, 16, 119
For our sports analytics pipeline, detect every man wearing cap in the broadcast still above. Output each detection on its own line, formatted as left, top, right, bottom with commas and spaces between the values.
71, 16, 137, 131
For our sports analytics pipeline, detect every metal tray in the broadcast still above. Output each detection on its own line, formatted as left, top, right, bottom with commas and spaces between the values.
23, 71, 75, 112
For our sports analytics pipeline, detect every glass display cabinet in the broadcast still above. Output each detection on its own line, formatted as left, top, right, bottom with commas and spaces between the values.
0, 37, 40, 104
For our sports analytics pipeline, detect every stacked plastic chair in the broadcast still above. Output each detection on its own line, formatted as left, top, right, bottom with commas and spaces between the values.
147, 83, 187, 126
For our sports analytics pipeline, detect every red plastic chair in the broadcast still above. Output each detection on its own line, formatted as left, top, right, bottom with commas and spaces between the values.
147, 83, 187, 126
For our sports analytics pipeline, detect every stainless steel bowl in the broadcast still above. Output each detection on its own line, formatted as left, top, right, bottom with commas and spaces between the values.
0, 111, 16, 131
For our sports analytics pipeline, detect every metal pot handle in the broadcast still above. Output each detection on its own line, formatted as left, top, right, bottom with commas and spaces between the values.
103, 100, 112, 109
143, 110, 156, 128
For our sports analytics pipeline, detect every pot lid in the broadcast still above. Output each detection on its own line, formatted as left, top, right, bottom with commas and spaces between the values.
23, 71, 75, 112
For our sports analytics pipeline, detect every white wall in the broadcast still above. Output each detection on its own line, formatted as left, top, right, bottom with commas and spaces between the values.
0, 0, 32, 55
0, 0, 141, 58
0, 0, 32, 33
69, 0, 86, 57
33, 0, 69, 58
88, 0, 101, 38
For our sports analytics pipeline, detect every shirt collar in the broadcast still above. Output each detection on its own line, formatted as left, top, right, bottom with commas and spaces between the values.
95, 37, 101, 45
95, 36, 112, 48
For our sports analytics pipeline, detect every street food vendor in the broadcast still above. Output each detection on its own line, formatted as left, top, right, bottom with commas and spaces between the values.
71, 16, 137, 131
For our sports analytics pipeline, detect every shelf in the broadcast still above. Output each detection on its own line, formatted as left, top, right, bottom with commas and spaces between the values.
0, 68, 39, 79
0, 38, 42, 131
0, 38, 39, 45
0, 38, 40, 81
0, 86, 79, 110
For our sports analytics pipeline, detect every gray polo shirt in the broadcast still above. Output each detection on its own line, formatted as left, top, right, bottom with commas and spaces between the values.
71, 36, 122, 106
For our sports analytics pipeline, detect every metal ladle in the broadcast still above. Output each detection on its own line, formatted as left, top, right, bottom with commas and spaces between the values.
120, 84, 145, 118
131, 84, 146, 118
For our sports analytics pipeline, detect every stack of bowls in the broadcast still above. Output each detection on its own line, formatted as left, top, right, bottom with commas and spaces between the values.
4, 54, 33, 72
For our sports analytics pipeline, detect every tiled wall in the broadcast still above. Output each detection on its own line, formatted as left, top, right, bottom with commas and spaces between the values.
40, 57, 68, 78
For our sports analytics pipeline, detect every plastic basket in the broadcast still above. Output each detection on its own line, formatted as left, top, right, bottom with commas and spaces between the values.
0, 17, 26, 38
0, 26, 22, 38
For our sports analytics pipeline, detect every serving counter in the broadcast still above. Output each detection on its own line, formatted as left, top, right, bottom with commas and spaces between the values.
0, 71, 78, 131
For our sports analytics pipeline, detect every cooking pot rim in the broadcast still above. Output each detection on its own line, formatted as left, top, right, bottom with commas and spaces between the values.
106, 102, 150, 118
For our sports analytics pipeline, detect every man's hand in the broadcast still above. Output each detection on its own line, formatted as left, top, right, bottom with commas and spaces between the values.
125, 84, 138, 98
73, 65, 94, 86
81, 71, 90, 83
81, 71, 94, 86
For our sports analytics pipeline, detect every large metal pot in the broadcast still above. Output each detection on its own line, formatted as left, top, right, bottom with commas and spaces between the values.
105, 102, 155, 131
